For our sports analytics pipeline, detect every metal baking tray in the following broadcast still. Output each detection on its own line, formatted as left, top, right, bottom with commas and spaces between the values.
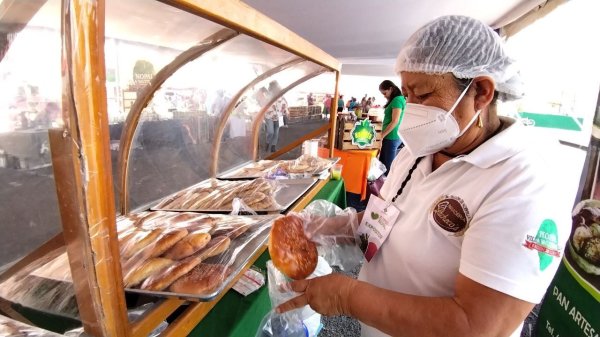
125, 214, 276, 302
217, 160, 281, 180
152, 178, 318, 213
217, 157, 340, 180
29, 215, 279, 302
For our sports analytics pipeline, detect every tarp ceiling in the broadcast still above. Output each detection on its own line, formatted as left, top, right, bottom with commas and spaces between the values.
244, 0, 546, 76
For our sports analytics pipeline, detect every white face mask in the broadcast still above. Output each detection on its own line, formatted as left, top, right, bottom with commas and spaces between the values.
398, 80, 481, 157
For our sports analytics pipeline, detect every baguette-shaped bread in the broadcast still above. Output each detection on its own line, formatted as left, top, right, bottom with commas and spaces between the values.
163, 232, 211, 260
140, 254, 203, 291
170, 264, 232, 295
196, 236, 231, 260
123, 257, 174, 287
122, 228, 163, 258
149, 229, 188, 258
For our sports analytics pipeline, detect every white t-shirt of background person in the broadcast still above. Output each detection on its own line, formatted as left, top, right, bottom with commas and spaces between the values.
358, 117, 571, 337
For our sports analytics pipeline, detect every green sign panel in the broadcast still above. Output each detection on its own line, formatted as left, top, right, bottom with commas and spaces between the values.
351, 119, 376, 149
536, 200, 600, 337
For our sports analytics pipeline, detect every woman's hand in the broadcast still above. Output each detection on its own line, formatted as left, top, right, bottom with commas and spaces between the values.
277, 274, 357, 316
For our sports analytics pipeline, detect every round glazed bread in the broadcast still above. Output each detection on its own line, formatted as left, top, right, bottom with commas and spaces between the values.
170, 263, 232, 295
163, 232, 211, 260
268, 215, 317, 280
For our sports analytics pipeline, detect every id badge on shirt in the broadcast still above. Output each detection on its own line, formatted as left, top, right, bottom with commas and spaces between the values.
357, 195, 400, 262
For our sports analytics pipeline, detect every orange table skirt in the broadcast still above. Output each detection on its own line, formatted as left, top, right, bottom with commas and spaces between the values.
318, 147, 378, 200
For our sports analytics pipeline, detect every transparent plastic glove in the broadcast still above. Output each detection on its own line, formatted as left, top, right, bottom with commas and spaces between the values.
296, 200, 363, 271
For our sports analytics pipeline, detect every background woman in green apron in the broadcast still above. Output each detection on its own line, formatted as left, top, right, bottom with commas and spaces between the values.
378, 80, 406, 174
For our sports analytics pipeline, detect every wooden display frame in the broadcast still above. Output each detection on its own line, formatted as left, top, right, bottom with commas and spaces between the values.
0, 0, 341, 336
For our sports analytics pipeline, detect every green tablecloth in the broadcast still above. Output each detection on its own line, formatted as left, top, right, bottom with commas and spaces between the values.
310, 178, 346, 209
189, 179, 346, 337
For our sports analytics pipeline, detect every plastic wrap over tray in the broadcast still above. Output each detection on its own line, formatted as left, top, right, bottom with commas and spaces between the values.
0, 316, 63, 337
218, 156, 340, 180
21, 211, 279, 302
153, 178, 318, 213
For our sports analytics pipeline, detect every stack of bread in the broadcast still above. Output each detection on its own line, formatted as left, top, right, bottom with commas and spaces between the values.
228, 160, 279, 178
118, 211, 265, 296
223, 156, 333, 179
279, 155, 332, 175
155, 178, 279, 211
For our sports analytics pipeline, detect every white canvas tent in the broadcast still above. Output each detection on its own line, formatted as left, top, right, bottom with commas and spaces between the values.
244, 0, 547, 76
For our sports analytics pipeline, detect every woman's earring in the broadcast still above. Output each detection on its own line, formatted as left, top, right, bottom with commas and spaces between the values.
477, 114, 483, 128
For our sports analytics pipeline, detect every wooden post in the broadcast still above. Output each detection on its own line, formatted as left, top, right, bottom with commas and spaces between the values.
329, 71, 340, 157
55, 0, 129, 335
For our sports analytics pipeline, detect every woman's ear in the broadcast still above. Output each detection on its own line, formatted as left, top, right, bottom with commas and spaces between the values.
473, 76, 496, 111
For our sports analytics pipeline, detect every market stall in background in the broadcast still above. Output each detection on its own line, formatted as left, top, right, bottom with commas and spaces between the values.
0, 0, 346, 336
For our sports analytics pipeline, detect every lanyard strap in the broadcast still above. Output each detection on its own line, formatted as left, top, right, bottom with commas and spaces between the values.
391, 157, 424, 203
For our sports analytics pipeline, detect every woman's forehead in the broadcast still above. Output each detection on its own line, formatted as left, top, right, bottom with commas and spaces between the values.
400, 72, 452, 89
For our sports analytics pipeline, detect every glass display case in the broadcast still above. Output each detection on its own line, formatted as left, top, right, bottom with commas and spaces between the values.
0, 0, 341, 336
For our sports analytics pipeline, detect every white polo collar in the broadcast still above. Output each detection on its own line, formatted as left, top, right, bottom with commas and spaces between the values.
459, 117, 529, 169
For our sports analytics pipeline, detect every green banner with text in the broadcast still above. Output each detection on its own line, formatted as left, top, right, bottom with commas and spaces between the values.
536, 200, 600, 337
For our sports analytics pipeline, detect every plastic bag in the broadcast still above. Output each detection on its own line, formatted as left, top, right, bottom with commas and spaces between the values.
264, 165, 290, 180
367, 157, 387, 181
231, 197, 259, 216
225, 160, 280, 179
255, 259, 331, 337
280, 154, 332, 177
297, 200, 363, 271
367, 176, 386, 198
255, 261, 305, 337
155, 178, 282, 212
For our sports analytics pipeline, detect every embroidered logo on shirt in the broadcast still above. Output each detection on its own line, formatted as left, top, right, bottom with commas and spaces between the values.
523, 219, 561, 271
431, 195, 471, 235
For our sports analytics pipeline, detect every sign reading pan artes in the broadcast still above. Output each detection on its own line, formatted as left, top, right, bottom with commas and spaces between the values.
350, 119, 376, 149
536, 199, 600, 337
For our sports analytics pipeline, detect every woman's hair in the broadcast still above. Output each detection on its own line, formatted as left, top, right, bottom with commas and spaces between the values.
379, 80, 403, 108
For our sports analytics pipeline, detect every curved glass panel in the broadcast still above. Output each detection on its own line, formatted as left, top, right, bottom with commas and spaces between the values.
0, 0, 62, 267
0, 0, 81, 330
214, 61, 327, 173
124, 32, 298, 210
105, 0, 228, 122
257, 71, 334, 160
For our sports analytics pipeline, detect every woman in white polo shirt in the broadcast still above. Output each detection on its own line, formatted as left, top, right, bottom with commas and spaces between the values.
277, 15, 571, 337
